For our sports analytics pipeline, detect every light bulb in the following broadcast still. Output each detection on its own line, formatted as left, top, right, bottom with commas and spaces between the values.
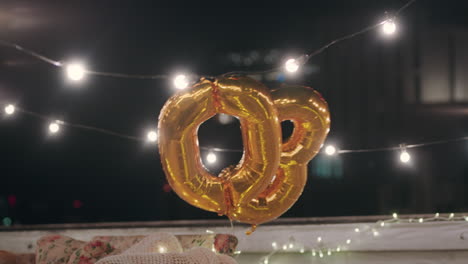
325, 145, 337, 155
284, 58, 299, 73
299, 248, 305, 254
4, 104, 15, 115
346, 239, 351, 244
173, 74, 189, 90
400, 150, 411, 163
271, 242, 278, 249
49, 121, 60, 134
206, 152, 217, 164
373, 230, 379, 237
382, 20, 397, 35
354, 228, 360, 233
158, 246, 167, 253
282, 244, 287, 250
147, 130, 158, 142
66, 63, 86, 81
317, 236, 322, 242
392, 213, 398, 219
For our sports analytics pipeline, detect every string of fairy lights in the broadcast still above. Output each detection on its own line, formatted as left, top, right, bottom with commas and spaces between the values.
250, 212, 468, 264
2, 0, 454, 168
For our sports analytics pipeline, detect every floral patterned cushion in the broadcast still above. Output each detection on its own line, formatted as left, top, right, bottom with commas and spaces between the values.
34, 234, 237, 264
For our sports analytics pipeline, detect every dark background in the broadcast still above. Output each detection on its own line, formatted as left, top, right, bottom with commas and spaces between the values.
1, 0, 468, 225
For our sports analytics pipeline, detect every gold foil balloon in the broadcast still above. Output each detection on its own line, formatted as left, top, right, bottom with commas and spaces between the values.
158, 76, 330, 230
229, 85, 331, 227
158, 77, 281, 218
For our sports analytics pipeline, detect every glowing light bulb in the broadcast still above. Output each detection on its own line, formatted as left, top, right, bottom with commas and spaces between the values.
147, 130, 158, 142
288, 243, 293, 249
373, 230, 379, 237
4, 104, 15, 115
327, 249, 331, 256
380, 222, 385, 227
284, 58, 299, 73
346, 239, 351, 244
435, 213, 440, 218
206, 151, 217, 164
158, 246, 167, 253
271, 242, 278, 249
449, 213, 454, 219
325, 145, 337, 155
336, 246, 341, 252
319, 251, 324, 258
418, 218, 424, 223
174, 74, 189, 90
382, 19, 397, 35
299, 248, 305, 254
354, 228, 360, 233
400, 150, 411, 163
317, 236, 322, 242
393, 213, 398, 219
49, 121, 60, 134
312, 250, 316, 257
282, 244, 287, 250
66, 63, 85, 81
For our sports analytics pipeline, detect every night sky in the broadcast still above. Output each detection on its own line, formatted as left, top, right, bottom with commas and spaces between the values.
1, 0, 468, 225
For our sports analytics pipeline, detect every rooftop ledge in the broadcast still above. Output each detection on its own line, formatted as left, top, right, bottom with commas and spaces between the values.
1, 213, 468, 254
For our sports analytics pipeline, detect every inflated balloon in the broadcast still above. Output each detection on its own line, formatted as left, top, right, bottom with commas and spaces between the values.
229, 85, 331, 227
158, 77, 282, 218
158, 76, 330, 230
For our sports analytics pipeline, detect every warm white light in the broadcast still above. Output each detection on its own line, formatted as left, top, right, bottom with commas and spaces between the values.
382, 20, 397, 35
288, 243, 293, 249
66, 63, 85, 81
325, 145, 337, 156
380, 222, 385, 227
271, 242, 278, 249
327, 249, 331, 256
312, 250, 316, 257
147, 130, 158, 142
346, 239, 351, 244
282, 244, 287, 250
205, 229, 214, 234
317, 236, 322, 242
206, 151, 217, 164
173, 74, 189, 90
400, 151, 411, 163
373, 230, 380, 237
465, 216, 468, 222
418, 218, 424, 223
336, 246, 341, 252
354, 228, 360, 233
49, 121, 60, 134
284, 58, 300, 73
299, 248, 305, 254
157, 246, 167, 253
449, 213, 454, 219
435, 213, 440, 218
319, 251, 324, 258
392, 213, 398, 219
263, 258, 269, 264
4, 104, 15, 115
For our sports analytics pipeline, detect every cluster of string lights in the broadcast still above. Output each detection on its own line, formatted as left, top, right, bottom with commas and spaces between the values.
1, 0, 437, 166
252, 212, 468, 264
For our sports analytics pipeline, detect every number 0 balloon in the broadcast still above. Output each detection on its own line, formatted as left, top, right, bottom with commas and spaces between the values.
158, 76, 330, 230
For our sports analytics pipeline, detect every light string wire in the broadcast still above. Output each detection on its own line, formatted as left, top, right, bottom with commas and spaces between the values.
0, 0, 417, 80
257, 212, 468, 264
3, 103, 468, 155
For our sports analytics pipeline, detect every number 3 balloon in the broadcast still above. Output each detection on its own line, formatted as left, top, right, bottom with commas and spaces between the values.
158, 76, 330, 229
